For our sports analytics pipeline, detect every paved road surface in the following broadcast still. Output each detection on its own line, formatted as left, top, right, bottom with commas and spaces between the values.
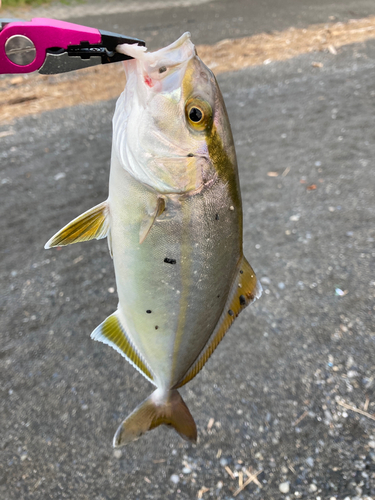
1, 1, 375, 499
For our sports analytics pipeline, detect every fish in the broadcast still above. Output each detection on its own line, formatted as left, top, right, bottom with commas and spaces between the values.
45, 32, 262, 447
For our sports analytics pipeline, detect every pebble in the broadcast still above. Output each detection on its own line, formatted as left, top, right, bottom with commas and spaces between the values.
368, 441, 375, 449
289, 214, 300, 221
306, 457, 314, 467
309, 483, 318, 492
170, 474, 179, 484
260, 277, 271, 285
54, 172, 66, 181
278, 282, 285, 290
279, 481, 290, 494
113, 450, 122, 459
182, 467, 191, 474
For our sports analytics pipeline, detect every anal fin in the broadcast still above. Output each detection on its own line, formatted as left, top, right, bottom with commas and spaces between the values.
45, 200, 110, 249
91, 311, 154, 385
176, 256, 262, 388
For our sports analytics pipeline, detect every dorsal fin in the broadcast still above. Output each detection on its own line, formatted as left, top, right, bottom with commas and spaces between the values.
175, 256, 262, 388
45, 200, 110, 249
91, 311, 154, 385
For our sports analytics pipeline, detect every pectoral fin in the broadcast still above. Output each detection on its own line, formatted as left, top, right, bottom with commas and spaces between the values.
91, 310, 154, 385
176, 256, 262, 388
139, 196, 165, 244
45, 200, 110, 249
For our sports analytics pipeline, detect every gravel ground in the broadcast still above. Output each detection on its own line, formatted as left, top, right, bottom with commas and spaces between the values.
1, 19, 375, 500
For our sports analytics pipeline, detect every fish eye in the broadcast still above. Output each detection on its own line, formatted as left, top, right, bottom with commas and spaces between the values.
188, 107, 203, 123
185, 98, 212, 131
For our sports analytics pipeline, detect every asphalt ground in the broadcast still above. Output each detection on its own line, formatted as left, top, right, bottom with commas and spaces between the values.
1, 1, 375, 500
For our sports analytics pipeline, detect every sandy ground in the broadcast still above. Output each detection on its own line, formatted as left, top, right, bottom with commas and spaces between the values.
1, 16, 375, 123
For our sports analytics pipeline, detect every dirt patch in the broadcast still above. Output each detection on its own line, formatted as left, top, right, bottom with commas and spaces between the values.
1, 16, 375, 123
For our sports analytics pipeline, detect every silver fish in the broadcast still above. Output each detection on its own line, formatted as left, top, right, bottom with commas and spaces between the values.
45, 32, 262, 446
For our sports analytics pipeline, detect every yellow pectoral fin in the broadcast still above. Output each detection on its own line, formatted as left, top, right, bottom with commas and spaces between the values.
176, 256, 262, 388
91, 311, 154, 385
44, 200, 110, 249
139, 196, 166, 244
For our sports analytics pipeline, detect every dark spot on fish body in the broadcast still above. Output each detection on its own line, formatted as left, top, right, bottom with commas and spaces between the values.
240, 270, 243, 274
217, 294, 220, 298
215, 213, 219, 220
146, 310, 152, 314
239, 295, 246, 306
187, 153, 194, 157
164, 258, 176, 265
228, 309, 234, 316
155, 326, 159, 330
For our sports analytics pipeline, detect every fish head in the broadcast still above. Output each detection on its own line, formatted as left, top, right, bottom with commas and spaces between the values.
114, 33, 236, 194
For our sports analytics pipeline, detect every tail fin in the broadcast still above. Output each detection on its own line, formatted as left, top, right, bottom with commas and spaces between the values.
113, 389, 197, 447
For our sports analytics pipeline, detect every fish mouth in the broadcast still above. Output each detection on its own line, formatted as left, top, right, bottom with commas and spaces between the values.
118, 32, 196, 93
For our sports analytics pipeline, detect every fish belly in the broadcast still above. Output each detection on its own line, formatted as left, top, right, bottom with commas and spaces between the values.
109, 152, 242, 390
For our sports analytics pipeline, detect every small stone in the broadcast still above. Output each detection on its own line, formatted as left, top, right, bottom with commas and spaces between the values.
170, 474, 179, 484
260, 277, 271, 285
54, 172, 66, 181
182, 466, 191, 474
219, 457, 228, 466
113, 450, 122, 459
279, 481, 290, 494
289, 214, 300, 221
309, 483, 318, 492
368, 441, 375, 449
306, 457, 314, 467
278, 282, 285, 290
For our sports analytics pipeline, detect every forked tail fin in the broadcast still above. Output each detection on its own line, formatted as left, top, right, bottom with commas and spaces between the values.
113, 389, 197, 447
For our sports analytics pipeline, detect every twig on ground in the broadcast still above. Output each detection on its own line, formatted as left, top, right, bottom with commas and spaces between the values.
197, 486, 209, 499
225, 466, 236, 480
293, 410, 308, 426
233, 469, 262, 496
337, 399, 375, 421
